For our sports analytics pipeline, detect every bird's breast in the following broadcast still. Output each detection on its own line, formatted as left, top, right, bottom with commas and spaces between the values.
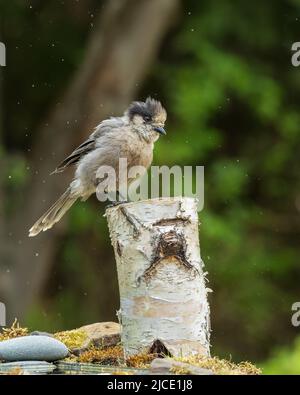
125, 139, 153, 169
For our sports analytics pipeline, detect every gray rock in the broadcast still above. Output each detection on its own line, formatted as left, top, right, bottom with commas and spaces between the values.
30, 331, 54, 338
150, 358, 214, 375
71, 322, 121, 355
0, 336, 68, 362
79, 322, 121, 347
0, 361, 55, 374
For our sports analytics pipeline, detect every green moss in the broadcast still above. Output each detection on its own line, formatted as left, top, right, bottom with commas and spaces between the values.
172, 355, 261, 375
126, 352, 158, 369
54, 329, 88, 350
78, 345, 124, 365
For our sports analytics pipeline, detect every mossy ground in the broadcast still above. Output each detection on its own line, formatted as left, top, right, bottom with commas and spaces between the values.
54, 329, 88, 350
0, 321, 261, 375
0, 319, 28, 341
172, 355, 261, 375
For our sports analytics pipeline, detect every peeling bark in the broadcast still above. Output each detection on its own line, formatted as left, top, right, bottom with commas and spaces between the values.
106, 197, 210, 357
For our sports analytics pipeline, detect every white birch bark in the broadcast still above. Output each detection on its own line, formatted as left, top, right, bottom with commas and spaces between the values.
106, 197, 210, 358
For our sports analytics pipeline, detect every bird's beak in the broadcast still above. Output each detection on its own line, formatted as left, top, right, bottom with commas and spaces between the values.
154, 126, 166, 135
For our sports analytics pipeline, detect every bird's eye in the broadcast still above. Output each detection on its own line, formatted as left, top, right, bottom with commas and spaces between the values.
144, 115, 151, 123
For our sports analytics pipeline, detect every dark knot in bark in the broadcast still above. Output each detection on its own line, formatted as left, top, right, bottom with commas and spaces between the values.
158, 230, 186, 259
140, 230, 198, 282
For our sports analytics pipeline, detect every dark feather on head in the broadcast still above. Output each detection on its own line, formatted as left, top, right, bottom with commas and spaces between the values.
127, 97, 166, 122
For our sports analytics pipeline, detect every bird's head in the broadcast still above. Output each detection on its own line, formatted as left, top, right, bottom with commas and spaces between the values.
126, 97, 167, 142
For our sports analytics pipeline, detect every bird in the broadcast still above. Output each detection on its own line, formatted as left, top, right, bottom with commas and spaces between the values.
29, 97, 167, 237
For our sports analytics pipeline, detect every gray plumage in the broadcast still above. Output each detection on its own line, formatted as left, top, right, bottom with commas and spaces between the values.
29, 97, 167, 237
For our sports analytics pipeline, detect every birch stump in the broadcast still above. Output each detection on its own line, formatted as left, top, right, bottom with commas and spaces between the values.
106, 197, 210, 358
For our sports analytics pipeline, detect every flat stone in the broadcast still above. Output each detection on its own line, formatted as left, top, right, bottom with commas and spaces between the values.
0, 336, 69, 362
150, 358, 214, 375
0, 361, 55, 374
72, 322, 121, 354
56, 361, 148, 375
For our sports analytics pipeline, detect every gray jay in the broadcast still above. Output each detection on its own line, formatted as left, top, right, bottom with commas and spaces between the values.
29, 97, 167, 237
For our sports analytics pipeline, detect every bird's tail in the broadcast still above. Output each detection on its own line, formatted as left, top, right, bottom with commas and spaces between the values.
29, 187, 78, 237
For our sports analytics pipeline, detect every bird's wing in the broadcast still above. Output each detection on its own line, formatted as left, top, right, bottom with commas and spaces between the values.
51, 138, 96, 174
51, 117, 125, 174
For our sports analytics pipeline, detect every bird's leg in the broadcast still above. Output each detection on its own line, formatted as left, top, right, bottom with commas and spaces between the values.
105, 190, 129, 209
117, 190, 130, 203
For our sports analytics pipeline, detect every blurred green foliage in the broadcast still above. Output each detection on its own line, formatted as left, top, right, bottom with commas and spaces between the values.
2, 0, 300, 372
262, 335, 300, 374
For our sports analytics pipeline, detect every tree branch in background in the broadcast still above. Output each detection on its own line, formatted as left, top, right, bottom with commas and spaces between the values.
0, 0, 180, 321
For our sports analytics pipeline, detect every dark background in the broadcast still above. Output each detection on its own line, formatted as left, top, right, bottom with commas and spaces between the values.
1, 0, 300, 373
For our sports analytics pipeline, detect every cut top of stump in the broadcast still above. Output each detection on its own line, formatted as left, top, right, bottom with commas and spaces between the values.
105, 197, 200, 227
